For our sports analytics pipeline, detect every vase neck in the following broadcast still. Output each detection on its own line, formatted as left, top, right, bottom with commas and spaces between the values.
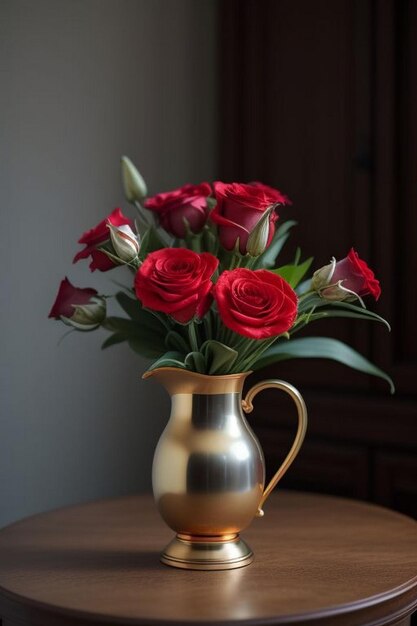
142, 367, 251, 396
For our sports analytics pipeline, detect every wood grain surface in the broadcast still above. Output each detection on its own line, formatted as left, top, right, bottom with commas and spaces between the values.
0, 492, 416, 626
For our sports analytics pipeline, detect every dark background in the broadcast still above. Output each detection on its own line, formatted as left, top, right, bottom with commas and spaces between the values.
219, 0, 417, 518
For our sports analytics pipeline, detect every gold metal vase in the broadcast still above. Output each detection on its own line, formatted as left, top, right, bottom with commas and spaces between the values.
143, 367, 307, 570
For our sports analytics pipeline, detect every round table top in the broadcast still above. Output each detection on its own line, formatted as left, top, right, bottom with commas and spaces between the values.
0, 492, 416, 626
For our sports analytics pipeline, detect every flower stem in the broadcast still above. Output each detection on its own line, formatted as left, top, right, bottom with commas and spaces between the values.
236, 337, 278, 372
188, 322, 200, 352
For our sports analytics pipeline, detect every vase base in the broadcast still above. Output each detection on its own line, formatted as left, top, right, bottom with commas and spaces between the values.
160, 533, 253, 570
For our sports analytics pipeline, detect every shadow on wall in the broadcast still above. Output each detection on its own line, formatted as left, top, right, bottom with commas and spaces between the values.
0, 0, 218, 527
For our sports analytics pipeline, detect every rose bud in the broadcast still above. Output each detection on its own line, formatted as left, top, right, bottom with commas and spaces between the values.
107, 223, 140, 263
312, 248, 381, 302
144, 183, 212, 239
311, 258, 337, 292
48, 277, 106, 330
73, 208, 134, 272
211, 182, 290, 255
246, 205, 275, 256
121, 156, 147, 203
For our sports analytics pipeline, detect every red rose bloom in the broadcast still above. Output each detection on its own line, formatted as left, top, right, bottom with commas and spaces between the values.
48, 277, 98, 318
134, 248, 219, 323
144, 183, 212, 239
250, 181, 292, 206
213, 268, 298, 339
332, 248, 381, 300
211, 182, 290, 254
73, 208, 134, 272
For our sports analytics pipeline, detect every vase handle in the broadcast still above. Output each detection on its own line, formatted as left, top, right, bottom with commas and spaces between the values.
242, 379, 308, 517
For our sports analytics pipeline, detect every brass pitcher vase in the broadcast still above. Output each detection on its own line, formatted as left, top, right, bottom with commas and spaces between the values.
143, 367, 307, 570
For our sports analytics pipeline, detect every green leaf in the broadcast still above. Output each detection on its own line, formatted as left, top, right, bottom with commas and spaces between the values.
165, 330, 189, 353
293, 246, 301, 265
101, 333, 127, 349
115, 291, 142, 320
252, 336, 394, 393
273, 256, 313, 288
327, 301, 391, 331
254, 220, 297, 269
146, 351, 187, 371
297, 295, 391, 331
139, 226, 166, 260
116, 292, 166, 333
184, 351, 206, 373
297, 293, 327, 313
103, 316, 166, 358
201, 340, 238, 375
306, 303, 391, 331
296, 278, 312, 295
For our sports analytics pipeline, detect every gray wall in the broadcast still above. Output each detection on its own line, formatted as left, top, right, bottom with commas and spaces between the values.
0, 0, 218, 527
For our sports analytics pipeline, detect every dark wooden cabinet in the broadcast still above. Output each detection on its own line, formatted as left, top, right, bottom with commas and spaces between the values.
220, 0, 417, 518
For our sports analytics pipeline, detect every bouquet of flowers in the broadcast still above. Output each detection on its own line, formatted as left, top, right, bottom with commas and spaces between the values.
49, 157, 393, 391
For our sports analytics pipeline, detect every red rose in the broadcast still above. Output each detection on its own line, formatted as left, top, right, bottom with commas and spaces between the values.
211, 182, 291, 254
250, 181, 292, 206
49, 277, 98, 319
213, 268, 298, 339
144, 183, 212, 238
134, 248, 219, 323
332, 248, 381, 300
73, 208, 134, 271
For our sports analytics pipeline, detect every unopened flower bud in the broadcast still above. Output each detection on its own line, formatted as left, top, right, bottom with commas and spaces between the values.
246, 205, 275, 256
107, 223, 140, 263
121, 156, 147, 203
319, 282, 354, 301
311, 258, 336, 291
49, 278, 106, 331
312, 249, 381, 303
67, 296, 107, 330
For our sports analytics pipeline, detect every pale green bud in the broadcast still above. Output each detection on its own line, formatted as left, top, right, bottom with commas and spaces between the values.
311, 258, 336, 291
246, 205, 275, 256
121, 156, 147, 202
107, 223, 140, 263
61, 297, 106, 331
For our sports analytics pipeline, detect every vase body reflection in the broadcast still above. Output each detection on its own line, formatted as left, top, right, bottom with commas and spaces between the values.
143, 367, 307, 570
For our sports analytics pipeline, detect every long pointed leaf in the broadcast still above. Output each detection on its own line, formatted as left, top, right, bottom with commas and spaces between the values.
306, 309, 391, 329
103, 317, 166, 358
252, 336, 394, 393
297, 294, 391, 330
273, 256, 313, 288
116, 292, 166, 332
146, 351, 187, 371
101, 333, 127, 349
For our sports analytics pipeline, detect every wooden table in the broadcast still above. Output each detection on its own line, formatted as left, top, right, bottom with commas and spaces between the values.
0, 492, 416, 626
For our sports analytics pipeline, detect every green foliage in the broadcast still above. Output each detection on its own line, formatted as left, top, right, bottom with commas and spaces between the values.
101, 333, 126, 349
252, 336, 394, 393
143, 340, 239, 376
101, 292, 167, 358
184, 351, 206, 373
273, 254, 313, 288
201, 340, 238, 375
165, 330, 189, 353
147, 352, 187, 371
138, 226, 166, 261
297, 294, 391, 331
